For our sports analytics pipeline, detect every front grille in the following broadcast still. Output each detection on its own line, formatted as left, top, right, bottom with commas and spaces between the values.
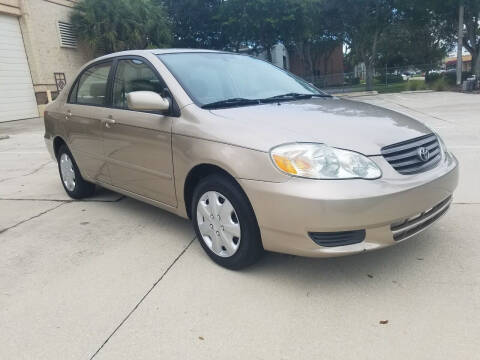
391, 196, 452, 242
382, 134, 441, 175
309, 230, 365, 247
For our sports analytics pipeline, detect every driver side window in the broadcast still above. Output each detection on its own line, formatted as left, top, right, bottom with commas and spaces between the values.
70, 62, 112, 106
112, 59, 165, 110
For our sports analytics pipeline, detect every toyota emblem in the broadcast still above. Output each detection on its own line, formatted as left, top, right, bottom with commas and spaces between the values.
417, 147, 430, 162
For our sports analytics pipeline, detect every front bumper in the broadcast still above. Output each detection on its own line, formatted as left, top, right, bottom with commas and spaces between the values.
239, 152, 459, 257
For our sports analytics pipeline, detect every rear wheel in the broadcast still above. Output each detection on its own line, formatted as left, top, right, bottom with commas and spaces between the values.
57, 144, 95, 199
192, 174, 263, 270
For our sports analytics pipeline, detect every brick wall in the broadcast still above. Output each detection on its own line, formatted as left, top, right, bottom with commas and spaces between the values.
289, 45, 344, 85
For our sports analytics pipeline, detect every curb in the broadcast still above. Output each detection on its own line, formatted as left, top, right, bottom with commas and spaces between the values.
332, 91, 379, 98
400, 90, 435, 94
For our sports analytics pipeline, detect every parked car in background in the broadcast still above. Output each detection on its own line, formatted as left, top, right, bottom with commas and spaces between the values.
44, 49, 459, 269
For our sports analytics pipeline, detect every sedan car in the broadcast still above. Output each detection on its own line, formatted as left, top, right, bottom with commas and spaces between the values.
44, 49, 458, 269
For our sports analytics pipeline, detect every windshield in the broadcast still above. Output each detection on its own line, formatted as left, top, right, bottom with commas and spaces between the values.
157, 52, 324, 107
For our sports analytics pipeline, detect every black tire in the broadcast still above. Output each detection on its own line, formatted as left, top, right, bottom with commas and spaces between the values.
191, 174, 264, 270
57, 144, 95, 199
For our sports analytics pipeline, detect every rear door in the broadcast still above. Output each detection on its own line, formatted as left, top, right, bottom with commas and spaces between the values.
65, 61, 113, 183
102, 57, 176, 206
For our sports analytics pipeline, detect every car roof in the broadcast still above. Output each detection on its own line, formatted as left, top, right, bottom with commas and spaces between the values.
94, 48, 227, 62
153, 48, 224, 55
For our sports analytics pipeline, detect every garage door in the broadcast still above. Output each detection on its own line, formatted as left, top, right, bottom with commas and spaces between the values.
0, 13, 38, 122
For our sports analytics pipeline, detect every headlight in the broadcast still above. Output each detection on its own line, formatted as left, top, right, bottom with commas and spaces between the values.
270, 143, 382, 179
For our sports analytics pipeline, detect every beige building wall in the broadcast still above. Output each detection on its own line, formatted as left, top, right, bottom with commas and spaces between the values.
0, 0, 93, 118
0, 0, 21, 16
19, 0, 93, 101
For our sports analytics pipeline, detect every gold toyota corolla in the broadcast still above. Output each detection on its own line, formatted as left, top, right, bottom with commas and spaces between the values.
44, 49, 459, 269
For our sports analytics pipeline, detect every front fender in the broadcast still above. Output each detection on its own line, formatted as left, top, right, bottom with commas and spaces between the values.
172, 134, 290, 217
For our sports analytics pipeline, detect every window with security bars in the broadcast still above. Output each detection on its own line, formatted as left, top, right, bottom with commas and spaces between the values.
58, 21, 77, 48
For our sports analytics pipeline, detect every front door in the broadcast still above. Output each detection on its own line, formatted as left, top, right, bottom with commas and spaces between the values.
64, 61, 112, 183
102, 58, 177, 206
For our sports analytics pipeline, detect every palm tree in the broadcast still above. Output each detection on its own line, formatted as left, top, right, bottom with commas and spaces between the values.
71, 0, 172, 55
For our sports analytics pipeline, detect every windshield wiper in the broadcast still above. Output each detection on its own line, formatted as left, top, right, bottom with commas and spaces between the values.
201, 98, 261, 109
260, 92, 331, 103
311, 93, 332, 97
201, 92, 331, 109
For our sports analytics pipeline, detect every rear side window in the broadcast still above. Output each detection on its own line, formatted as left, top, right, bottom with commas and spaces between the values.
73, 62, 112, 106
112, 59, 165, 109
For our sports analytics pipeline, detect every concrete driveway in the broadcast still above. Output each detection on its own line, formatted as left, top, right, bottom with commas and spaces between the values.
1, 91, 479, 359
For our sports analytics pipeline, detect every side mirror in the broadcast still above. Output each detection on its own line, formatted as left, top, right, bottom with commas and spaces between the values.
127, 91, 170, 112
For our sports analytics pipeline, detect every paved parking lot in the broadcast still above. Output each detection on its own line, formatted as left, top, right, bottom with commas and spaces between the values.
1, 91, 479, 359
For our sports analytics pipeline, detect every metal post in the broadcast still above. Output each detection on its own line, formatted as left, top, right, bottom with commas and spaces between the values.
385, 64, 388, 88
46, 90, 53, 103
457, 3, 464, 86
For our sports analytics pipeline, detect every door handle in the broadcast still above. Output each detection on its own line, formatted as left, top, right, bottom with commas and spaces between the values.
65, 110, 72, 120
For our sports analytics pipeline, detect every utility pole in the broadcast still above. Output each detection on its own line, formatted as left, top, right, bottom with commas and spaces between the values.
457, 3, 464, 86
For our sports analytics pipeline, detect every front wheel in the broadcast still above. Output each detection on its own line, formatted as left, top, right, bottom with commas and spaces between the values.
192, 175, 263, 270
57, 144, 95, 199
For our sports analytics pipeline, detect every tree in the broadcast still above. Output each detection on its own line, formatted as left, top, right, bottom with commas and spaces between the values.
457, 0, 480, 76
280, 0, 342, 78
218, 0, 293, 57
323, 0, 397, 90
161, 0, 342, 78
218, 0, 341, 74
417, 0, 480, 76
71, 0, 172, 55
375, 2, 454, 70
163, 0, 226, 49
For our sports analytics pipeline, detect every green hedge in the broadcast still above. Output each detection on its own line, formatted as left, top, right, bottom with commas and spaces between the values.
425, 72, 443, 83
426, 71, 473, 85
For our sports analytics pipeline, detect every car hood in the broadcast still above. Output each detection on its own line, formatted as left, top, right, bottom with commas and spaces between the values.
207, 97, 433, 155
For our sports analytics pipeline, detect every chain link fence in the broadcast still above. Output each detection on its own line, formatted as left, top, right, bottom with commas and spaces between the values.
302, 63, 474, 94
